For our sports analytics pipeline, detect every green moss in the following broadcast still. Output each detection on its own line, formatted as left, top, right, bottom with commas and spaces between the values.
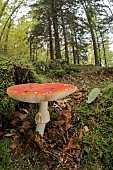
0, 138, 12, 170
0, 55, 44, 121
78, 84, 113, 170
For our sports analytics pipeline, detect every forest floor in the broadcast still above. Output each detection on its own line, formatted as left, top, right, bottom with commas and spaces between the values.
0, 59, 113, 170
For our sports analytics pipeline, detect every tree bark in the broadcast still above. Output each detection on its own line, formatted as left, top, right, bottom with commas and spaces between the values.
80, 0, 99, 65
60, 7, 69, 62
47, 13, 54, 60
4, 18, 12, 54
0, 1, 23, 41
51, 0, 61, 59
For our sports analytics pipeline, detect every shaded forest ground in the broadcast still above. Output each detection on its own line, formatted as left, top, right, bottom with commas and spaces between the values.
0, 56, 113, 170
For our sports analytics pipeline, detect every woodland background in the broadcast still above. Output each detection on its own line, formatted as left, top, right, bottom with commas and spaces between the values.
0, 0, 113, 65
0, 0, 113, 170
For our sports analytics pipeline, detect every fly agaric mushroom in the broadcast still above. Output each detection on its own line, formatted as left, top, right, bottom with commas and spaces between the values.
7, 83, 77, 136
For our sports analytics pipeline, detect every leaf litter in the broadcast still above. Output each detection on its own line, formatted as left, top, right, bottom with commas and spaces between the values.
1, 66, 113, 169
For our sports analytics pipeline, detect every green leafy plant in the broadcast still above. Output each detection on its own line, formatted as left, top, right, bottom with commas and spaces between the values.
87, 88, 100, 103
50, 69, 66, 78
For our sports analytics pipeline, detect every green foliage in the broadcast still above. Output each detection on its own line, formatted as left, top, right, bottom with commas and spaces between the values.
9, 153, 41, 170
78, 84, 113, 170
0, 55, 15, 118
50, 69, 66, 78
0, 55, 43, 121
33, 61, 49, 73
33, 60, 79, 79
0, 138, 12, 170
49, 59, 69, 71
87, 88, 100, 103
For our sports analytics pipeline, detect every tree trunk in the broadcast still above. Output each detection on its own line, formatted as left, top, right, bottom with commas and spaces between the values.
71, 36, 76, 64
30, 38, 32, 60
96, 32, 101, 66
51, 0, 61, 59
80, 0, 99, 66
91, 29, 99, 65
47, 13, 54, 60
75, 37, 80, 65
101, 35, 107, 66
4, 19, 12, 54
60, 7, 69, 62
0, 1, 23, 41
87, 14, 99, 65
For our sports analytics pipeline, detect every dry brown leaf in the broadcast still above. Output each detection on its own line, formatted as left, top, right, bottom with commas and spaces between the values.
31, 132, 43, 149
56, 98, 71, 108
63, 137, 80, 152
10, 143, 17, 150
67, 137, 74, 148
21, 121, 30, 129
65, 102, 72, 112
74, 95, 83, 100
4, 133, 14, 137
21, 108, 29, 114
11, 143, 23, 157
0, 131, 4, 136
63, 121, 72, 131
78, 129, 83, 141
13, 135, 21, 144
14, 111, 28, 120
18, 113, 28, 120
54, 120, 65, 126
61, 110, 71, 120
10, 129, 17, 135
56, 110, 72, 131
10, 117, 20, 126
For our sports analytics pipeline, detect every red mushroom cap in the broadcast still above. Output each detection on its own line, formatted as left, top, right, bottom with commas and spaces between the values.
7, 83, 77, 103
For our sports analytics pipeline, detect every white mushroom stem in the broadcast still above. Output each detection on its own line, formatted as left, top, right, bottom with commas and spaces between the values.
35, 101, 50, 136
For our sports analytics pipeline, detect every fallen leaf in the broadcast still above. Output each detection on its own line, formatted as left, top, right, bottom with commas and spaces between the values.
63, 137, 80, 152
4, 133, 14, 137
87, 88, 100, 103
10, 143, 17, 150
56, 98, 71, 108
10, 118, 20, 126
21, 121, 30, 129
78, 129, 83, 141
54, 120, 65, 126
13, 135, 21, 144
65, 102, 72, 112
10, 129, 17, 135
57, 110, 72, 131
74, 95, 83, 100
67, 137, 74, 148
63, 121, 72, 131
75, 88, 85, 93
21, 108, 29, 114
0, 131, 4, 136
30, 131, 43, 149
18, 113, 28, 120
14, 111, 28, 120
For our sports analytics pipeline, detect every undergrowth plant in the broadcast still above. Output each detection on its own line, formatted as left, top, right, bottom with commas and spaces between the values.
0, 138, 12, 170
0, 55, 43, 121
78, 84, 113, 170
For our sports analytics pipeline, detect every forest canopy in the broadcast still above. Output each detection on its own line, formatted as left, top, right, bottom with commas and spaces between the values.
0, 0, 113, 66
